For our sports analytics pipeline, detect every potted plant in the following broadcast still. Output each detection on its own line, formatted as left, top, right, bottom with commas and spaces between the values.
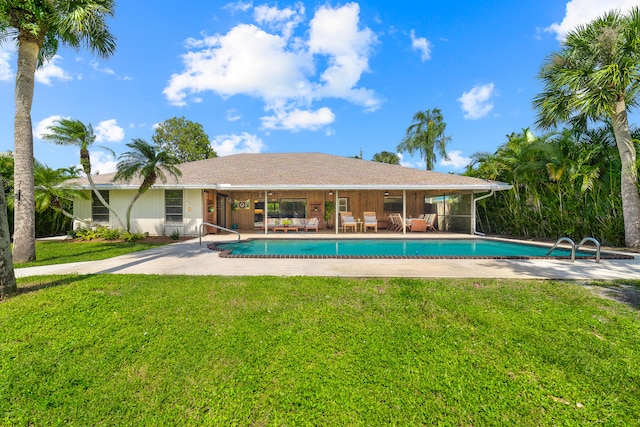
324, 201, 335, 229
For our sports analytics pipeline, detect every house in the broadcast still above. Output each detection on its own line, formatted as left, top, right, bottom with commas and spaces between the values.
71, 152, 512, 236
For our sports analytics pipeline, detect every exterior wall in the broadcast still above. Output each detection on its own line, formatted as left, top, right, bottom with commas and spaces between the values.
73, 188, 476, 235
72, 191, 93, 230
73, 188, 205, 236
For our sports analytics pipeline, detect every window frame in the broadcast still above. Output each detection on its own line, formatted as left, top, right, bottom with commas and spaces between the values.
165, 190, 184, 223
91, 190, 110, 223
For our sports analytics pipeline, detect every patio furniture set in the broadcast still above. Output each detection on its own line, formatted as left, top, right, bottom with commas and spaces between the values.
267, 217, 319, 232
339, 212, 436, 233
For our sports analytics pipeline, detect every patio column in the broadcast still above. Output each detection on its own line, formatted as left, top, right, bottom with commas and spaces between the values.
402, 190, 407, 235
470, 191, 476, 235
335, 190, 339, 235
264, 190, 268, 234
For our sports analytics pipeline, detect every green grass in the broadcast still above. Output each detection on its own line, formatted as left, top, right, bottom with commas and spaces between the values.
14, 240, 168, 268
1, 275, 639, 426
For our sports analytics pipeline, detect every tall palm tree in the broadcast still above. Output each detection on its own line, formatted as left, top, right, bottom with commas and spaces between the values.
533, 7, 640, 248
0, 1, 116, 262
114, 139, 182, 232
0, 176, 16, 299
41, 118, 125, 229
397, 108, 451, 170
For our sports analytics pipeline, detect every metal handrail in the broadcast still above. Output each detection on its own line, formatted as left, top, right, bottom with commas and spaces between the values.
576, 237, 601, 263
546, 237, 576, 262
199, 222, 241, 246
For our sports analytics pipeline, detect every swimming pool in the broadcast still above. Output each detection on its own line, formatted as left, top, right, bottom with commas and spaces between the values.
211, 238, 625, 259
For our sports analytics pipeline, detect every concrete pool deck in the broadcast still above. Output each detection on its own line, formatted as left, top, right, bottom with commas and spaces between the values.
16, 232, 640, 280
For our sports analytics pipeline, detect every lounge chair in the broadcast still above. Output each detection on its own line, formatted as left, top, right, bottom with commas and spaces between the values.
304, 217, 319, 232
363, 211, 377, 232
341, 212, 357, 232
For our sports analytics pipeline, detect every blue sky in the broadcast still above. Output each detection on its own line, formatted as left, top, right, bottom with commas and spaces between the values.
1, 0, 638, 174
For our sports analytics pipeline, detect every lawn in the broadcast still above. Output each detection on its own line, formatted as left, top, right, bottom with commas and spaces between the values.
1, 275, 639, 425
13, 240, 170, 268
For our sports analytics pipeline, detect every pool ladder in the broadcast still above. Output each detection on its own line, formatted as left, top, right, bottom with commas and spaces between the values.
199, 222, 241, 246
545, 237, 601, 263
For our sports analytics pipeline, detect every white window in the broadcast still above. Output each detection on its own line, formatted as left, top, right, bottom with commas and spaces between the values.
337, 197, 349, 212
165, 190, 183, 223
92, 190, 109, 223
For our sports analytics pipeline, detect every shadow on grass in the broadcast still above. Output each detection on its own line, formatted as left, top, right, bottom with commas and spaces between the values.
16, 274, 96, 295
584, 279, 640, 311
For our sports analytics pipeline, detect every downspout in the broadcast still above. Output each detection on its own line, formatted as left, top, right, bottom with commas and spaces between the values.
472, 190, 494, 236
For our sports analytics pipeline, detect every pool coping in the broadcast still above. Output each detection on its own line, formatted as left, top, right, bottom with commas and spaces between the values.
208, 236, 635, 261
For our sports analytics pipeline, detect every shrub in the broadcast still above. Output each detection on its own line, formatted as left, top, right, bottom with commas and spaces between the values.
170, 229, 180, 240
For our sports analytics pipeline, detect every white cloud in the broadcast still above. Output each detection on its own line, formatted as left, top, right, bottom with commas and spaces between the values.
164, 24, 313, 106
211, 132, 265, 156
34, 115, 66, 140
35, 55, 73, 86
398, 153, 425, 170
91, 60, 115, 75
254, 2, 305, 40
89, 150, 118, 175
458, 83, 495, 120
410, 30, 431, 61
307, 3, 379, 109
226, 108, 242, 122
261, 107, 335, 131
224, 1, 253, 13
546, 0, 638, 40
439, 150, 471, 169
95, 119, 125, 143
164, 3, 380, 131
0, 44, 14, 81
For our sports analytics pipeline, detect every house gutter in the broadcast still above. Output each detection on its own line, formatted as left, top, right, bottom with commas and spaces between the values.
472, 190, 495, 236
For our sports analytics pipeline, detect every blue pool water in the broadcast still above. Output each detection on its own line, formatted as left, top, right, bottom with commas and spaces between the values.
213, 238, 601, 258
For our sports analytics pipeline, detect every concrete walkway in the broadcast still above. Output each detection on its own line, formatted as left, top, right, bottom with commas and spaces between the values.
16, 234, 640, 280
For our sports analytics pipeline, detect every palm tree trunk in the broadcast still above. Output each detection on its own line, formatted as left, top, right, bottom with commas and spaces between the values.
0, 177, 17, 298
125, 190, 146, 232
612, 100, 640, 248
85, 173, 126, 229
12, 38, 39, 263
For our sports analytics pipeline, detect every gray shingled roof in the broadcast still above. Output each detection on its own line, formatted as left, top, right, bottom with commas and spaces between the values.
77, 152, 511, 191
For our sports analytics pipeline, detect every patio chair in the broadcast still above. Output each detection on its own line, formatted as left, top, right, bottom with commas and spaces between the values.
341, 212, 357, 232
424, 213, 437, 231
305, 217, 319, 232
362, 211, 377, 232
409, 218, 427, 232
388, 213, 404, 232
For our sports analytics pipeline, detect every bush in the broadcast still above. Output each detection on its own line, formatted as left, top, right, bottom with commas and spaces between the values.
170, 229, 180, 240
69, 227, 147, 242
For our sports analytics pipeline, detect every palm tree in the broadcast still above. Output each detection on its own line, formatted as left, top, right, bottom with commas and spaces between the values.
0, 1, 116, 262
532, 7, 640, 248
372, 151, 400, 164
0, 175, 16, 299
114, 139, 182, 232
397, 108, 451, 170
41, 118, 125, 229
32, 162, 90, 226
